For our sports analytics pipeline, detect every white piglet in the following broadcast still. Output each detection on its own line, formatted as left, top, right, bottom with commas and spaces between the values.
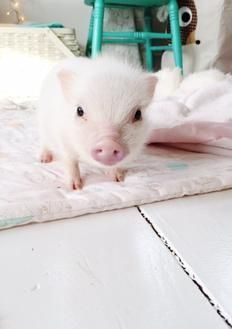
38, 56, 157, 189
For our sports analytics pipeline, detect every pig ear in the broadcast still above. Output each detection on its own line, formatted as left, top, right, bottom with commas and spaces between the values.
145, 74, 158, 99
57, 69, 77, 102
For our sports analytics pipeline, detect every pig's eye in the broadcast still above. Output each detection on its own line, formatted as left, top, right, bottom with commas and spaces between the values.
77, 106, 84, 117
133, 109, 142, 122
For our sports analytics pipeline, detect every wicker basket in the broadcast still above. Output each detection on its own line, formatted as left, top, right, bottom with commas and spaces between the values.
52, 27, 84, 57
0, 26, 83, 60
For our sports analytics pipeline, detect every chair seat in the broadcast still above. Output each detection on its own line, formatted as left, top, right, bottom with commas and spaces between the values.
85, 0, 169, 7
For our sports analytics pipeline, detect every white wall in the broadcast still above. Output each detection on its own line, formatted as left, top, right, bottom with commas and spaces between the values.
0, 0, 91, 46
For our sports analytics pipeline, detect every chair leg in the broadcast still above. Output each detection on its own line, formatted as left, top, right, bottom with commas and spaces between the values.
144, 8, 153, 71
85, 9, 94, 57
91, 0, 104, 58
168, 0, 183, 71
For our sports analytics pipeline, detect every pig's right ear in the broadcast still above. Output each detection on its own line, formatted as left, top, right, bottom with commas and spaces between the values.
57, 69, 77, 103
151, 68, 182, 101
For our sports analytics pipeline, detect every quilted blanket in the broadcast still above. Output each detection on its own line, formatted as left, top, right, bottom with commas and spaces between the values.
1, 71, 232, 230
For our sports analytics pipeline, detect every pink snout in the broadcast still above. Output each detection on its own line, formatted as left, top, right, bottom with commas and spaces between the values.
91, 140, 128, 166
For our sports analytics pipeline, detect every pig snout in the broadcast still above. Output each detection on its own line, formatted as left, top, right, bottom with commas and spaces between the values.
91, 139, 128, 166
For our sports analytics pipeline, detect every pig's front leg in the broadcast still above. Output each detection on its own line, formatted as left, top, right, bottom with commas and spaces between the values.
106, 168, 126, 182
64, 158, 83, 190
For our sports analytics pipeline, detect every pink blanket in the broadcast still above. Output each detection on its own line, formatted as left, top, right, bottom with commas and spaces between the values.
147, 72, 232, 156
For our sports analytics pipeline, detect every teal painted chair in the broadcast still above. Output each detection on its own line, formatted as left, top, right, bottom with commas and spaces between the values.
85, 0, 183, 71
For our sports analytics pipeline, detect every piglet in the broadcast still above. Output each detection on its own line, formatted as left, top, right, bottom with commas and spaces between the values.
38, 56, 157, 189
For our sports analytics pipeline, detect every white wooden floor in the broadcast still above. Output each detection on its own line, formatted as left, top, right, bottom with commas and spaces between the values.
1, 190, 232, 329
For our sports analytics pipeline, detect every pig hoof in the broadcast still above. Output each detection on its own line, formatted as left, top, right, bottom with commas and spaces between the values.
115, 170, 125, 182
107, 169, 126, 182
71, 177, 83, 190
40, 150, 53, 163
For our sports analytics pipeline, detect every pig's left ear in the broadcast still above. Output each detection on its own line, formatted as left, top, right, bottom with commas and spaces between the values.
57, 69, 77, 102
145, 74, 158, 100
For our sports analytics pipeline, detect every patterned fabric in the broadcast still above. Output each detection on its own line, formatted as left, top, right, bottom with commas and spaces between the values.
1, 99, 232, 230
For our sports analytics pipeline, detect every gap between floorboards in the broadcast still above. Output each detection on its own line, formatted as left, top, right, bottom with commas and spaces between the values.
136, 205, 232, 328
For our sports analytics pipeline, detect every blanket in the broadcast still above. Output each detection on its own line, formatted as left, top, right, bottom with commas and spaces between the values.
1, 70, 232, 230
148, 70, 232, 156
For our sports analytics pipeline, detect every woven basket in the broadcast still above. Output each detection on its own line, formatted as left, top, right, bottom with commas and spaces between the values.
52, 27, 84, 57
0, 26, 83, 60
